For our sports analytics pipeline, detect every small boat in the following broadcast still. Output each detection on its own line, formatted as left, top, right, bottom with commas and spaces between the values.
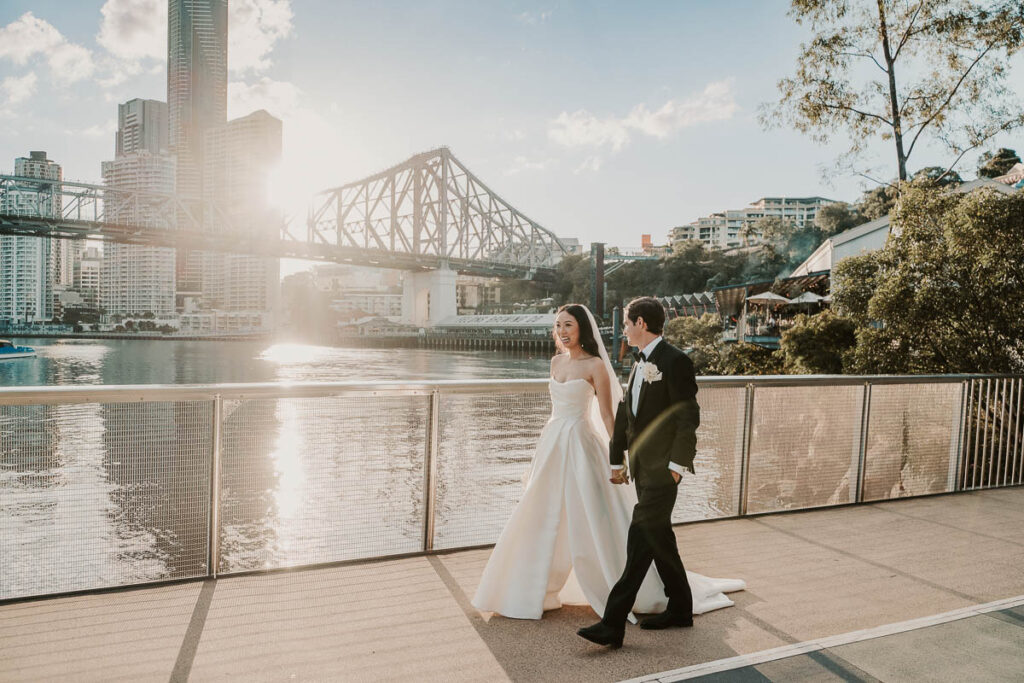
0, 340, 36, 359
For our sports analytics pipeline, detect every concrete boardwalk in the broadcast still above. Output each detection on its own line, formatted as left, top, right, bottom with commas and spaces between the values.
2, 487, 1023, 682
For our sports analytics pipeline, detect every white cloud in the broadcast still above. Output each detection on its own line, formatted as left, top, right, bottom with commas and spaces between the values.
2, 72, 38, 105
516, 10, 551, 25
228, 77, 301, 120
506, 155, 553, 175
229, 0, 294, 74
80, 121, 117, 138
97, 0, 166, 62
0, 12, 96, 84
96, 0, 291, 85
624, 81, 739, 137
548, 79, 738, 151
573, 156, 602, 174
549, 110, 631, 151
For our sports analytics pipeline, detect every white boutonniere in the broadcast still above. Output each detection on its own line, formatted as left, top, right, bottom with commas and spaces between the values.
642, 362, 663, 383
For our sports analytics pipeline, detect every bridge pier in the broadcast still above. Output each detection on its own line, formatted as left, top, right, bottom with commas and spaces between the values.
401, 266, 457, 327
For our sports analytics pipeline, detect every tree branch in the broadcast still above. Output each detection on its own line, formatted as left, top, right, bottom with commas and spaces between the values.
817, 100, 894, 127
856, 171, 900, 190
905, 43, 996, 159
893, 0, 928, 60
837, 50, 889, 73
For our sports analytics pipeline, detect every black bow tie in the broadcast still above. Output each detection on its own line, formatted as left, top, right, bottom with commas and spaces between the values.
632, 349, 648, 362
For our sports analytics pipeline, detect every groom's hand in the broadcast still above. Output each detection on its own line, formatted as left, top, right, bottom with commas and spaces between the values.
610, 469, 629, 485
671, 470, 681, 484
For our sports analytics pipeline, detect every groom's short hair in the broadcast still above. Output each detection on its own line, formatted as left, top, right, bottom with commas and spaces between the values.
626, 297, 666, 334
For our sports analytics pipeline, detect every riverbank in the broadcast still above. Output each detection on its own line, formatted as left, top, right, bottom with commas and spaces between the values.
0, 331, 272, 342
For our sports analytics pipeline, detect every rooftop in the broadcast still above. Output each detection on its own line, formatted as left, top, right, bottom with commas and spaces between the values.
3, 487, 1021, 682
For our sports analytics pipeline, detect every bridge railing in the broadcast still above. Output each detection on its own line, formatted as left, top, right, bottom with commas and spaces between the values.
1, 375, 1021, 602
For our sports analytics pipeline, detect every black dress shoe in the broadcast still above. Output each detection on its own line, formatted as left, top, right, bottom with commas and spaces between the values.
577, 622, 624, 649
639, 611, 694, 630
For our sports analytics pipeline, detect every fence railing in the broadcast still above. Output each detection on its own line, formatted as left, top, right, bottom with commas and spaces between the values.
1, 375, 1021, 602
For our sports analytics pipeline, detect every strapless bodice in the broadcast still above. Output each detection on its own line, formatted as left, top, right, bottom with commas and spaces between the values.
548, 378, 594, 420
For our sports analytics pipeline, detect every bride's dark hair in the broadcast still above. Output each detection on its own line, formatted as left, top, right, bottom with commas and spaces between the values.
554, 304, 601, 358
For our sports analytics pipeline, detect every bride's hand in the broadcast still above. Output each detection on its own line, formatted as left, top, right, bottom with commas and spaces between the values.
609, 469, 629, 485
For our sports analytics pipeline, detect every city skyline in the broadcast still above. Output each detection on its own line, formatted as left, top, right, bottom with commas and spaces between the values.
1, 0, 1023, 254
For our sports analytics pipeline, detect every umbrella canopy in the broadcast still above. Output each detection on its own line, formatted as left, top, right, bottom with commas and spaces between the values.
746, 291, 792, 305
789, 291, 824, 305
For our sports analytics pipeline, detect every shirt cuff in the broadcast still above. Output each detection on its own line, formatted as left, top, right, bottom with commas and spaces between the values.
667, 462, 687, 476
610, 465, 625, 470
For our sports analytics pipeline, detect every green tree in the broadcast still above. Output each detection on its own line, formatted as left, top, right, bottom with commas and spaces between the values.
765, 1, 1024, 182
831, 251, 881, 326
912, 166, 963, 187
779, 310, 857, 374
552, 254, 592, 305
977, 147, 1022, 177
841, 184, 1024, 373
856, 184, 899, 220
815, 201, 866, 236
719, 343, 784, 376
663, 314, 724, 374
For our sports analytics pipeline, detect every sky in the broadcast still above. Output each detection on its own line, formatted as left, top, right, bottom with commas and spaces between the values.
1, 0, 1022, 257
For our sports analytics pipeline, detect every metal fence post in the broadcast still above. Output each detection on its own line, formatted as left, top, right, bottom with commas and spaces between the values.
738, 384, 755, 517
423, 389, 441, 552
855, 382, 872, 503
950, 380, 969, 492
208, 395, 223, 578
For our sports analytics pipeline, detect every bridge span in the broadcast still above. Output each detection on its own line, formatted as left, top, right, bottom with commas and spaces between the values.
0, 148, 570, 325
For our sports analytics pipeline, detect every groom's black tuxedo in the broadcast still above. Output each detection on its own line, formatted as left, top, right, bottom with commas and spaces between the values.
610, 340, 700, 488
602, 338, 700, 629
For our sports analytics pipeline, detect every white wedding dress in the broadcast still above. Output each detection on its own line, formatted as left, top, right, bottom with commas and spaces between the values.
472, 376, 745, 620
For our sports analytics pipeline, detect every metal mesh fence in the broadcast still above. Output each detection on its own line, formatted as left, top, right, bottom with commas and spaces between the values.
432, 390, 551, 549
217, 394, 428, 573
745, 384, 864, 514
0, 401, 211, 600
672, 386, 745, 522
3, 376, 1022, 602
862, 383, 962, 501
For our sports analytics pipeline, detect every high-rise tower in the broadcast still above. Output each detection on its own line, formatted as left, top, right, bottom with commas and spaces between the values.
201, 109, 282, 320
102, 98, 177, 318
168, 0, 228, 306
167, 0, 228, 199
0, 152, 61, 324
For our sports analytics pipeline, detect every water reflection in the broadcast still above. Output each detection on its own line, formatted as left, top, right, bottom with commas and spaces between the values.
1, 338, 739, 599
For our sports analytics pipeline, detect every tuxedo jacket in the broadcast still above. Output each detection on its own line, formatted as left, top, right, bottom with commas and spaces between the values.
610, 339, 700, 490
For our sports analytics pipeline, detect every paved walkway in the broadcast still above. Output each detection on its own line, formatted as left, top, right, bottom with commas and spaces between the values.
1, 487, 1022, 682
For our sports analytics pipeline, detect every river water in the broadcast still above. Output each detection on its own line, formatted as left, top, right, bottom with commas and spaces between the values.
1, 338, 736, 600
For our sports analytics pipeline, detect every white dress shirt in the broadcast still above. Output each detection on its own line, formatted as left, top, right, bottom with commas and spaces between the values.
612, 336, 684, 477
631, 336, 662, 415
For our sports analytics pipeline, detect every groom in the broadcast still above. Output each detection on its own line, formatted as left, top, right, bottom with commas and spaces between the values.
578, 297, 699, 649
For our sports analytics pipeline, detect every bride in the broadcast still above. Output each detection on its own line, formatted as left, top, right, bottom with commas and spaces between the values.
472, 303, 743, 621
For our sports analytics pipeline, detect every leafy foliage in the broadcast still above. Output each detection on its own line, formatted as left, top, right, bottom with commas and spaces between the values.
778, 310, 857, 374
816, 201, 867, 237
840, 183, 1024, 373
766, 1, 1024, 181
977, 147, 1022, 177
911, 166, 963, 187
856, 184, 899, 220
664, 314, 724, 374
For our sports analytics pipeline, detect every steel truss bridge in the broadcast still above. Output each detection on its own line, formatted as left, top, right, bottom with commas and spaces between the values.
0, 148, 568, 281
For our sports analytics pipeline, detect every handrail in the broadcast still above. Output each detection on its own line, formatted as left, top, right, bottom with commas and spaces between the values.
0, 374, 1015, 406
